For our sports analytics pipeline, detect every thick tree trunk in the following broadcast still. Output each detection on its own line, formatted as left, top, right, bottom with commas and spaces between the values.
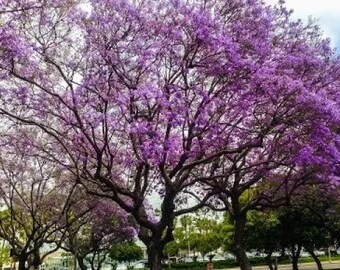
137, 196, 175, 270
291, 245, 301, 270
32, 249, 41, 270
292, 256, 299, 270
77, 257, 87, 270
279, 246, 285, 258
18, 254, 28, 270
233, 213, 252, 270
74, 255, 77, 270
266, 252, 273, 270
147, 240, 163, 270
306, 248, 323, 270
266, 253, 278, 270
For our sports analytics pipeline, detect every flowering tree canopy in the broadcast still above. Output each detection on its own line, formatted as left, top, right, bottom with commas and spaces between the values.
0, 147, 84, 270
62, 198, 137, 270
0, 0, 339, 269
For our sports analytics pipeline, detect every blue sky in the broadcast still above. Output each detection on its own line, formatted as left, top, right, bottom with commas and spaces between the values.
266, 0, 340, 51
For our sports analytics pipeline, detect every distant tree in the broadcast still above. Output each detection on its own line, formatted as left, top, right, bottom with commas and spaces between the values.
109, 242, 143, 270
243, 198, 333, 270
0, 151, 85, 270
172, 215, 224, 260
0, 239, 10, 269
244, 211, 281, 270
177, 216, 198, 256
164, 241, 180, 258
297, 186, 340, 243
163, 216, 194, 260
276, 186, 339, 270
220, 213, 235, 255
278, 207, 328, 270
62, 200, 136, 270
193, 218, 223, 261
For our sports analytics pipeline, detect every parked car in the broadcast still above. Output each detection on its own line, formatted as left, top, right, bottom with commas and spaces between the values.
179, 257, 194, 263
300, 251, 310, 257
196, 256, 205, 262
224, 252, 236, 260
212, 254, 225, 261
271, 252, 281, 257
314, 250, 326, 256
133, 260, 148, 269
246, 252, 257, 258
254, 252, 266, 258
164, 257, 180, 264
116, 264, 127, 270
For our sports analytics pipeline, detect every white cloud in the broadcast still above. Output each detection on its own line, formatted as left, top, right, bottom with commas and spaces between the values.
265, 0, 340, 50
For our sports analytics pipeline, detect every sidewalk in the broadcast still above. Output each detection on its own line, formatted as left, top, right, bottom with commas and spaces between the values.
221, 260, 340, 270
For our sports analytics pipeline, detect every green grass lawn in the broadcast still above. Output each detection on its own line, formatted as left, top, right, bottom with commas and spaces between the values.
296, 254, 340, 264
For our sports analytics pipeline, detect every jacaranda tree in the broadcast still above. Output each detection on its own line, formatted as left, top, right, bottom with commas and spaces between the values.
0, 147, 85, 270
0, 0, 339, 269
62, 199, 136, 270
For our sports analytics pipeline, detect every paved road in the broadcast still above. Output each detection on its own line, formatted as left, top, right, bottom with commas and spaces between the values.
222, 261, 340, 270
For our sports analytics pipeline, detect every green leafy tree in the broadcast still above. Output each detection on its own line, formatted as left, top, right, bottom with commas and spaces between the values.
164, 241, 180, 258
220, 213, 235, 254
109, 242, 143, 270
0, 239, 10, 269
243, 205, 331, 270
195, 218, 222, 260
168, 215, 225, 260
278, 206, 331, 270
275, 186, 339, 270
244, 211, 281, 270
170, 216, 198, 257
297, 187, 340, 243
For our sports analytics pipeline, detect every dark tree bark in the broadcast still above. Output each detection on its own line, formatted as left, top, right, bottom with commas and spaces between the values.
291, 245, 301, 270
32, 249, 41, 270
265, 252, 278, 270
233, 213, 252, 270
137, 191, 176, 270
292, 255, 299, 270
266, 252, 273, 270
306, 248, 323, 270
87, 251, 107, 270
77, 256, 88, 270
18, 253, 28, 270
146, 238, 164, 270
